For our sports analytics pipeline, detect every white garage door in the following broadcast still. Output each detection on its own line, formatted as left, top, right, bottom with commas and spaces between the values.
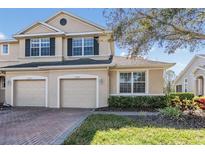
60, 79, 96, 108
14, 80, 46, 107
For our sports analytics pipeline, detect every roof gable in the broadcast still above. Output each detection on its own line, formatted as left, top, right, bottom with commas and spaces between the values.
16, 22, 63, 35
175, 55, 205, 83
45, 11, 106, 33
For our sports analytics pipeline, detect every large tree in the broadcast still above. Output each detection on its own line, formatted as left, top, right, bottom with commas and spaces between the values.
103, 8, 205, 55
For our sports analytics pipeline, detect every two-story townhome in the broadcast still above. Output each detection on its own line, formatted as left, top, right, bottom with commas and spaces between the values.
0, 11, 175, 108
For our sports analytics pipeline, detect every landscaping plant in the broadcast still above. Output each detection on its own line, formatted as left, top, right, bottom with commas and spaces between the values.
169, 92, 195, 100
159, 106, 182, 118
194, 97, 205, 110
170, 96, 199, 115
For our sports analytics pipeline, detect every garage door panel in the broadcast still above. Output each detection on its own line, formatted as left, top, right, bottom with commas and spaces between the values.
61, 79, 96, 108
14, 80, 45, 107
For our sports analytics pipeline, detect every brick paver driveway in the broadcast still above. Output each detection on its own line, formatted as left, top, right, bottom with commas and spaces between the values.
0, 107, 91, 145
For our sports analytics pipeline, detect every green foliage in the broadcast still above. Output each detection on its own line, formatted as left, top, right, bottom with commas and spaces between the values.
169, 92, 195, 100
159, 106, 182, 118
104, 9, 205, 55
108, 96, 168, 109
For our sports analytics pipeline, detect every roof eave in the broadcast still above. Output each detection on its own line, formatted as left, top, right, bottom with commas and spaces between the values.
111, 63, 175, 69
13, 32, 65, 38
1, 63, 114, 71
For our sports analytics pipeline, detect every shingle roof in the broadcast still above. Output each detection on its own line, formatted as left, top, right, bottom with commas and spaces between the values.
3, 57, 113, 69
1, 56, 175, 70
112, 56, 175, 68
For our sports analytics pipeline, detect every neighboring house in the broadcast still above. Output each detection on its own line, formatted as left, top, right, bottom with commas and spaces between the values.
175, 54, 205, 96
0, 11, 174, 108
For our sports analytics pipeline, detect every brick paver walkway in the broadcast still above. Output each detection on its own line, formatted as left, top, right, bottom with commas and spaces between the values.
0, 107, 91, 145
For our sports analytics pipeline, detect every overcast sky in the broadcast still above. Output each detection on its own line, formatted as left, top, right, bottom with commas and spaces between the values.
0, 8, 204, 75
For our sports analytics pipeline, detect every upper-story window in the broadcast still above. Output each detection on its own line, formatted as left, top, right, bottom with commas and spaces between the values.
30, 38, 50, 56
72, 38, 94, 56
1, 44, 9, 55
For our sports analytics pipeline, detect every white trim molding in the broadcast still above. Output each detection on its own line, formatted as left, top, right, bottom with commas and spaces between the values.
14, 32, 64, 38
57, 74, 99, 108
10, 76, 48, 107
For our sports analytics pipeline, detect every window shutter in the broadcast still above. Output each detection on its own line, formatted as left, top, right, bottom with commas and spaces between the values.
25, 39, 30, 57
50, 38, 55, 56
67, 38, 72, 56
94, 37, 99, 55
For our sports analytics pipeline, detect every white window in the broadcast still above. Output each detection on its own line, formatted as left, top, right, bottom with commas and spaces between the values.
119, 72, 146, 93
184, 78, 188, 92
1, 44, 9, 55
72, 37, 94, 56
30, 38, 50, 56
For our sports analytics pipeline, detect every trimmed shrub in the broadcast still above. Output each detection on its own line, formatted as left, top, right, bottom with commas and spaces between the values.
108, 95, 168, 109
169, 92, 195, 100
159, 106, 182, 118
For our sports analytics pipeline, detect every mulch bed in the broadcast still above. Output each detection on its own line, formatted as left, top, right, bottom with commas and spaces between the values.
95, 107, 157, 112
128, 112, 205, 129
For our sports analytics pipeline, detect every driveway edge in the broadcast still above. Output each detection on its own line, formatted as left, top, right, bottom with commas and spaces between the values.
50, 111, 92, 145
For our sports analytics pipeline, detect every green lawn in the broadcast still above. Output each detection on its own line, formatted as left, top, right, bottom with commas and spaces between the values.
64, 114, 205, 145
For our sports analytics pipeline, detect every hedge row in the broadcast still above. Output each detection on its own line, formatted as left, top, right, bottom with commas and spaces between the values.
108, 96, 168, 109
169, 92, 195, 100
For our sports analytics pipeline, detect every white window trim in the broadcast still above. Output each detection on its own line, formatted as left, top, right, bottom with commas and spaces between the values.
57, 74, 99, 108
117, 69, 149, 95
184, 78, 188, 92
30, 38, 50, 57
1, 44, 9, 55
72, 37, 94, 56
10, 76, 48, 107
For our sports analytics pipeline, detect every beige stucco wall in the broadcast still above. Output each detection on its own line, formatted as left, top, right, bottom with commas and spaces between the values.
109, 69, 164, 95
46, 13, 101, 33
0, 42, 19, 62
148, 69, 164, 94
5, 68, 109, 108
